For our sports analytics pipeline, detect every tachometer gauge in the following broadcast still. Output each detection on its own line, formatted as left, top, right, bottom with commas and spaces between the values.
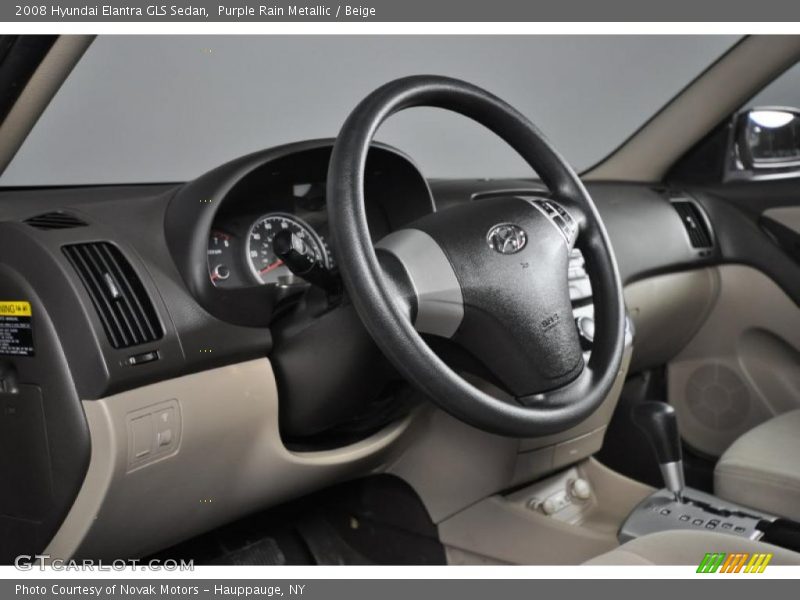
207, 230, 235, 286
246, 213, 331, 285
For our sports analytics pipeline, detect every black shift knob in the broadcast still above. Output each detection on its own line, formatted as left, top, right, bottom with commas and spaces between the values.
631, 401, 682, 465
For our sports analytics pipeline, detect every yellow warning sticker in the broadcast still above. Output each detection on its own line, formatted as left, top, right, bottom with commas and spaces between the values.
0, 301, 34, 356
0, 301, 32, 317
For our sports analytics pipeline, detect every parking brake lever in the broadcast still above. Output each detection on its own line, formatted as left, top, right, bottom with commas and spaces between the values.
273, 229, 341, 299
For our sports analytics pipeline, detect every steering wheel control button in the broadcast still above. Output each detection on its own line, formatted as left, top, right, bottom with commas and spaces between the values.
526, 198, 579, 247
576, 316, 595, 348
567, 250, 593, 302
486, 223, 527, 254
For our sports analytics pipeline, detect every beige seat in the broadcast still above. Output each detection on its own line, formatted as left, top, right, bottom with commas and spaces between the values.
715, 409, 800, 522
586, 530, 800, 565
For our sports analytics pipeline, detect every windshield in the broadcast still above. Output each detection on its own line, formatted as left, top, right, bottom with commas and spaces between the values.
0, 35, 738, 186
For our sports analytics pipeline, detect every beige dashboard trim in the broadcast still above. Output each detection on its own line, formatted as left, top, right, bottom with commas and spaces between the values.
439, 458, 653, 565
389, 345, 633, 523
624, 268, 719, 373
45, 358, 412, 560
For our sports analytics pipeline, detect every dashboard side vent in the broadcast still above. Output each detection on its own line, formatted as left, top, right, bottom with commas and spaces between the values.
671, 200, 713, 249
63, 242, 163, 349
25, 211, 87, 230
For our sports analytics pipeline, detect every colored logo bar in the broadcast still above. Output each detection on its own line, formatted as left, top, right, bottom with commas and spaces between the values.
697, 552, 773, 573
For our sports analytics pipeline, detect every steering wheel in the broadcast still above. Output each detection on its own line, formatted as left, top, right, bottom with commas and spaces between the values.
327, 76, 625, 437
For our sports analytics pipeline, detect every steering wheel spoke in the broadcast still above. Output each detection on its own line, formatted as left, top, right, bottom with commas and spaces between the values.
375, 229, 464, 339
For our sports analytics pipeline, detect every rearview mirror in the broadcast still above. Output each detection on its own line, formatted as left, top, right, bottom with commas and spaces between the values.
735, 107, 800, 171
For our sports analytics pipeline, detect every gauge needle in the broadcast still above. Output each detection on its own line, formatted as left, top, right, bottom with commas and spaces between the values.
260, 259, 284, 274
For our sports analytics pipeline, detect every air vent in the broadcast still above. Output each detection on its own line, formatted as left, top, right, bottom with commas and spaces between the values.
671, 200, 713, 249
63, 242, 163, 349
24, 211, 87, 230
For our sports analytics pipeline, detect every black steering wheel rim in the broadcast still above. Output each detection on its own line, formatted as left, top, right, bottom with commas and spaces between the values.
327, 75, 626, 437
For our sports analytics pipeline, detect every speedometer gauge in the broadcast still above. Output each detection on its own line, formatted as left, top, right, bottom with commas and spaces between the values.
246, 213, 331, 285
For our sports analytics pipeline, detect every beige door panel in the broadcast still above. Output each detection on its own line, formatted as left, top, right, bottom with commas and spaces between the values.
669, 265, 800, 457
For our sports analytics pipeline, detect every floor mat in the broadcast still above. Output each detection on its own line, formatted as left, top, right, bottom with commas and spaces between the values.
217, 537, 288, 566
146, 475, 445, 565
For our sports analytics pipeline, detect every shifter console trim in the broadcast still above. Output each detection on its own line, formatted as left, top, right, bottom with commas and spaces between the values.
619, 487, 775, 544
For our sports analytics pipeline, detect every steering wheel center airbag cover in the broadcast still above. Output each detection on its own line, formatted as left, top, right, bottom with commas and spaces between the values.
408, 196, 584, 396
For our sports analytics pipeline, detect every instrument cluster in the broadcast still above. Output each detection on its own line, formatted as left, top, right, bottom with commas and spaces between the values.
207, 183, 334, 289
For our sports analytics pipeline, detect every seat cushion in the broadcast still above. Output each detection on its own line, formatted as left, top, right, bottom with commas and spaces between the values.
715, 408, 800, 521
585, 530, 800, 565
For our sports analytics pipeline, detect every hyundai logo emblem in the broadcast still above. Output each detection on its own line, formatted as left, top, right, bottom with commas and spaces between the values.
487, 224, 527, 254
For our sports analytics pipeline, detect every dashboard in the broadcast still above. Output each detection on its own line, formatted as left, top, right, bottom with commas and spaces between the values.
0, 139, 728, 411
0, 136, 752, 563
10, 107, 800, 569
0, 141, 725, 404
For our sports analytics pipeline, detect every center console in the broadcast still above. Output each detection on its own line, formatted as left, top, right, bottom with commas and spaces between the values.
622, 399, 800, 553
620, 487, 773, 543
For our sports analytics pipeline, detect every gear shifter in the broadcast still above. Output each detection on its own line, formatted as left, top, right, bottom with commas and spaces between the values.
631, 401, 686, 502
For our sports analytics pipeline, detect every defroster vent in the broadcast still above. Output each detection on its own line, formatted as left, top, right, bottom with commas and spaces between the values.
671, 200, 713, 249
63, 242, 164, 349
24, 211, 87, 230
